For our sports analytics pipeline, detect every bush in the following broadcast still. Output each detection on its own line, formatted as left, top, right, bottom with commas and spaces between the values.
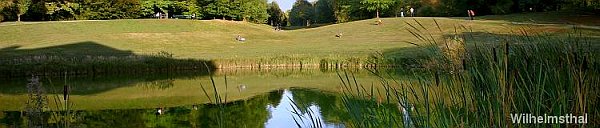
491, 0, 514, 14
417, 6, 436, 17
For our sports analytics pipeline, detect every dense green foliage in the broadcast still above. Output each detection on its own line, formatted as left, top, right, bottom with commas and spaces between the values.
15, 0, 29, 21
288, 0, 314, 26
0, 0, 597, 25
313, 0, 335, 23
0, 0, 270, 23
267, 1, 286, 26
361, 0, 395, 18
286, 0, 599, 25
0, 1, 13, 21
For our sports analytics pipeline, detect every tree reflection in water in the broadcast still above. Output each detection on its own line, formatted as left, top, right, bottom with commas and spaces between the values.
1, 88, 402, 127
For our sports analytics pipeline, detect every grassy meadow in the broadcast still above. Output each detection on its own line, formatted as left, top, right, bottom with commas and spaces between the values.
1, 13, 598, 74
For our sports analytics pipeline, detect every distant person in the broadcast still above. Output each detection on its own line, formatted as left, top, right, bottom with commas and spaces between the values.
400, 8, 405, 17
410, 8, 415, 17
277, 23, 282, 31
191, 14, 196, 20
467, 10, 472, 20
467, 10, 476, 20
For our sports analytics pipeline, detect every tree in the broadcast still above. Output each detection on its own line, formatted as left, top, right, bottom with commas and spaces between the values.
45, 1, 80, 20
267, 1, 285, 26
0, 0, 14, 22
183, 0, 200, 18
491, 0, 514, 14
168, 1, 202, 18
0, 1, 12, 11
143, 0, 173, 18
16, 0, 31, 22
75, 0, 141, 20
314, 0, 335, 23
289, 0, 314, 26
239, 0, 269, 23
203, 0, 231, 19
360, 0, 394, 19
333, 0, 353, 23
387, 0, 405, 17
333, 0, 371, 22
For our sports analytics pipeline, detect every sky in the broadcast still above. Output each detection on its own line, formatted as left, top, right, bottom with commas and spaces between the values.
267, 0, 318, 12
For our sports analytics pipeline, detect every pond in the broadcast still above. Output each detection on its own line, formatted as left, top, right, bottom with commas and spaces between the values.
0, 68, 413, 127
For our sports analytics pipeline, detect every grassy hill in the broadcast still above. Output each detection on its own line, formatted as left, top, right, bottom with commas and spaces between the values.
0, 14, 599, 70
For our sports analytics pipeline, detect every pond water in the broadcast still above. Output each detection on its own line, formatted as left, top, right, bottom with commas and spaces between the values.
0, 68, 411, 127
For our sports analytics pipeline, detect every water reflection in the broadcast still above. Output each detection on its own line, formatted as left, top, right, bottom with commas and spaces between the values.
0, 69, 388, 111
265, 89, 342, 128
1, 88, 390, 127
0, 68, 407, 127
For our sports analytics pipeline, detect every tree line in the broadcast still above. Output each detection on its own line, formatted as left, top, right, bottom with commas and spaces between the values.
0, 0, 269, 23
0, 0, 598, 26
286, 0, 599, 26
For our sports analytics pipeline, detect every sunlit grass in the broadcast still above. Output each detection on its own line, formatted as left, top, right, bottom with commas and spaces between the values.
2, 15, 596, 70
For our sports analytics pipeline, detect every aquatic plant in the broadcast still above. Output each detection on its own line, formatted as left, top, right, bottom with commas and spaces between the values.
25, 76, 47, 128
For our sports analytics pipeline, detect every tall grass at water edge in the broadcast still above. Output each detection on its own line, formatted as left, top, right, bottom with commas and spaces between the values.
332, 19, 599, 128
19, 74, 75, 128
0, 51, 213, 78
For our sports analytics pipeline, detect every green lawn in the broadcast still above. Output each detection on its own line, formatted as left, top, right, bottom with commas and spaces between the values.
0, 13, 598, 68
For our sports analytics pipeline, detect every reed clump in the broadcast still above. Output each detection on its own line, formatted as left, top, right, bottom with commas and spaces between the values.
212, 55, 389, 70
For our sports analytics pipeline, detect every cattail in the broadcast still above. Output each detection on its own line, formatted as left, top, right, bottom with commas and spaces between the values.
435, 71, 440, 86
462, 59, 467, 70
582, 56, 588, 71
492, 48, 498, 64
63, 85, 69, 101
504, 42, 510, 69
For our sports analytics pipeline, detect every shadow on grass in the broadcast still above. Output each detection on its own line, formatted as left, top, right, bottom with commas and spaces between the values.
0, 41, 217, 78
0, 42, 134, 58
